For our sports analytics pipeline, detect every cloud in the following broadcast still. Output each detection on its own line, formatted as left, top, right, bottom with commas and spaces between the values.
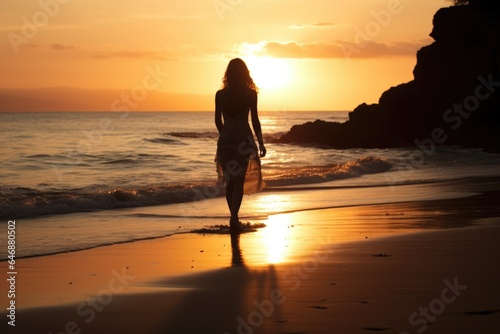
22, 43, 75, 51
90, 50, 169, 60
50, 43, 75, 51
246, 39, 431, 59
289, 22, 337, 29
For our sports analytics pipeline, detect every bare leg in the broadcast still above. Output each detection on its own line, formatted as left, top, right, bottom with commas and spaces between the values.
225, 180, 234, 211
229, 176, 244, 224
225, 161, 248, 230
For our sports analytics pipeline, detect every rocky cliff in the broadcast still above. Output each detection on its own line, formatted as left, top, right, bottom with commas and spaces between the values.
277, 3, 500, 150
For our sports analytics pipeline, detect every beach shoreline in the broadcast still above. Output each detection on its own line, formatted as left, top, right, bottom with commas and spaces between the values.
1, 179, 499, 333
2, 221, 499, 334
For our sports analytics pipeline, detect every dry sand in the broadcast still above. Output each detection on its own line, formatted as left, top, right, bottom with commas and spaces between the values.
1, 193, 499, 334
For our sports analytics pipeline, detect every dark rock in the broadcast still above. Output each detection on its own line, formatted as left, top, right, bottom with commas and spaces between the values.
276, 4, 500, 150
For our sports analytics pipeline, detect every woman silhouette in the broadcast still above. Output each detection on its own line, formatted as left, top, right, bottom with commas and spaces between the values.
215, 58, 266, 232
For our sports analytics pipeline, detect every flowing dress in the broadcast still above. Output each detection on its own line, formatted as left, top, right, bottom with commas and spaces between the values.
216, 89, 265, 194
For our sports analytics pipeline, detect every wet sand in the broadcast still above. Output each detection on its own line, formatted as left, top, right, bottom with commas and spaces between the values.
1, 179, 499, 334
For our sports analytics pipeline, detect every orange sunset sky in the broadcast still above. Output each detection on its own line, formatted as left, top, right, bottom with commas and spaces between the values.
0, 0, 448, 111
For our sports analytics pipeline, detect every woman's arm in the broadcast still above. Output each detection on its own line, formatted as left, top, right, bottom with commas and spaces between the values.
215, 90, 223, 133
250, 90, 266, 157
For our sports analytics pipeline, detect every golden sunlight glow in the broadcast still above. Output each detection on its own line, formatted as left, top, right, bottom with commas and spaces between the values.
262, 214, 292, 264
246, 56, 291, 91
252, 194, 295, 214
0, 1, 446, 111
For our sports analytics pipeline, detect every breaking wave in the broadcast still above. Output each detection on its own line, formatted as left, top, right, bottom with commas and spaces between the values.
0, 157, 392, 219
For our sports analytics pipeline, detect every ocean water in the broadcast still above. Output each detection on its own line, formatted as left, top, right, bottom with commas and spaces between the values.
1, 111, 500, 259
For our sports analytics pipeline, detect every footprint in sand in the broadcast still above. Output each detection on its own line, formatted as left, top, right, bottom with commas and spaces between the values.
273, 319, 288, 323
372, 253, 392, 257
462, 309, 500, 316
362, 327, 393, 332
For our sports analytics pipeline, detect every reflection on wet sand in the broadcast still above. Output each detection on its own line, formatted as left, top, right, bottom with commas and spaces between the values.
230, 231, 244, 267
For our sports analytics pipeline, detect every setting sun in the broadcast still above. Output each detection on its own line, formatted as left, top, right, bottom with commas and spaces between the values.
0, 1, 446, 111
246, 56, 292, 91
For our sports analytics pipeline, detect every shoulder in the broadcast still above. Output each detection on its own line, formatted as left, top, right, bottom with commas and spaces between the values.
215, 89, 225, 100
248, 88, 257, 101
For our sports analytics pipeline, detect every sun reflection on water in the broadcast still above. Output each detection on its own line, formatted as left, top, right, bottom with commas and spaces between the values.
248, 193, 303, 264
252, 193, 295, 215
262, 214, 292, 264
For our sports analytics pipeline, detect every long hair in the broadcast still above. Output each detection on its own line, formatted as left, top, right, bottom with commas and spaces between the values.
222, 58, 258, 92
